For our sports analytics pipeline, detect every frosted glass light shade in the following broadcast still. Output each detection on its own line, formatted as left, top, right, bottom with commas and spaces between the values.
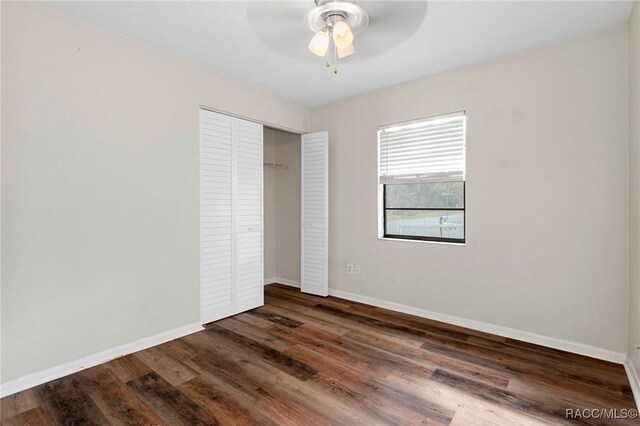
337, 43, 355, 59
332, 21, 353, 49
308, 31, 329, 56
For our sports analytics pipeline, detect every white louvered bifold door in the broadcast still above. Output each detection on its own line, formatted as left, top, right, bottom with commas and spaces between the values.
234, 119, 264, 312
200, 109, 263, 324
301, 131, 329, 297
200, 109, 235, 323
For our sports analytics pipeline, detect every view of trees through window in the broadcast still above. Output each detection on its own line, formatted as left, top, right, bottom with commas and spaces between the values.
384, 182, 465, 241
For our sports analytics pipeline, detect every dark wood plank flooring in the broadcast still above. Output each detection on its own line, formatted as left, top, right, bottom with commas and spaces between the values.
2, 284, 637, 425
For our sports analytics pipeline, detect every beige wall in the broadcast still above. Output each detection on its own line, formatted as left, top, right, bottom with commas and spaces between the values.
630, 1, 640, 373
275, 131, 301, 283
311, 27, 630, 354
1, 2, 309, 383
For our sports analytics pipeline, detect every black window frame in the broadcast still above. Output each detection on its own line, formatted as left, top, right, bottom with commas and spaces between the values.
383, 182, 466, 244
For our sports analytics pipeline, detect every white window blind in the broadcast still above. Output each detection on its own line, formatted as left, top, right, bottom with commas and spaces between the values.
378, 111, 466, 184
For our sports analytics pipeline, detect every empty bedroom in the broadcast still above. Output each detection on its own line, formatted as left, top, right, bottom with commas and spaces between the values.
2, 0, 640, 424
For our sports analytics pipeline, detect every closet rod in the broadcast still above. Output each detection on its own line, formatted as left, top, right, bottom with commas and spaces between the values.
263, 162, 289, 170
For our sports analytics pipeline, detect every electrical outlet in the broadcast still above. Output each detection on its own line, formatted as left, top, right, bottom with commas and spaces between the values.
347, 263, 354, 274
354, 265, 361, 275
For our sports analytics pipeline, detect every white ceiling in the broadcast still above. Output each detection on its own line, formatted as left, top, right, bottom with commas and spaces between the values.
45, 1, 634, 107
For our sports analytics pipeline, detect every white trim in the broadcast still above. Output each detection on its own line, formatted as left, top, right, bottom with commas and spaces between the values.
0, 322, 204, 398
199, 108, 203, 324
328, 288, 627, 364
624, 359, 640, 408
199, 104, 304, 136
266, 277, 301, 288
378, 237, 467, 246
260, 123, 265, 307
277, 277, 301, 288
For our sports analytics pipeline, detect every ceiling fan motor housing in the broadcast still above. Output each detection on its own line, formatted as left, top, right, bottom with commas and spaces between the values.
304, 1, 369, 35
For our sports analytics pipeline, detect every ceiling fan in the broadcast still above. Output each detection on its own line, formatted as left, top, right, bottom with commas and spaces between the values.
303, 0, 369, 73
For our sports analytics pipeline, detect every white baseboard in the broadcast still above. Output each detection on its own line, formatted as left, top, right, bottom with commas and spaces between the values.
265, 277, 300, 288
328, 288, 627, 364
624, 359, 640, 408
0, 322, 204, 398
274, 277, 301, 288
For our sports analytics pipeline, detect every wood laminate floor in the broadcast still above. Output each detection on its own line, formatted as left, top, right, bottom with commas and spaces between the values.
1, 284, 638, 425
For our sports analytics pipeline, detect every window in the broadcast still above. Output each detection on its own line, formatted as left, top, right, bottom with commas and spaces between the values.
378, 112, 466, 243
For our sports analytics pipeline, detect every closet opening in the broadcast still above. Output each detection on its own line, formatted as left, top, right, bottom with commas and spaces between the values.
263, 127, 302, 290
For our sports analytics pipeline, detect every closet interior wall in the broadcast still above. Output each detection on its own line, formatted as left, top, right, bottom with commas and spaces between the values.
264, 127, 302, 285
264, 130, 277, 281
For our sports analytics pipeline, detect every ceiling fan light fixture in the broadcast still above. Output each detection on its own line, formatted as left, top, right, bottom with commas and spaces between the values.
303, 0, 369, 72
332, 20, 353, 49
308, 30, 330, 57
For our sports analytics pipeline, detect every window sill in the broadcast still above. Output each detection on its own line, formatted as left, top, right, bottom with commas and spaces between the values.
378, 236, 466, 246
